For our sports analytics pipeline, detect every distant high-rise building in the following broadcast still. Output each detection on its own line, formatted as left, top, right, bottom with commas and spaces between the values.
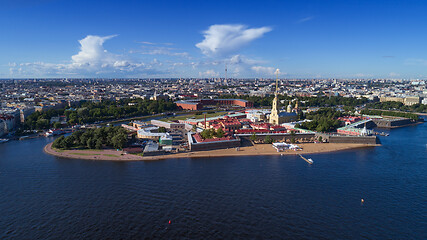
224, 63, 228, 85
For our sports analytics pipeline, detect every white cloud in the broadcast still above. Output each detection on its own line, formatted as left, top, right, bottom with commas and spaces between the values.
189, 55, 270, 77
199, 69, 219, 77
7, 29, 274, 78
196, 24, 272, 56
139, 47, 189, 58
228, 54, 263, 65
226, 55, 272, 77
251, 66, 277, 75
193, 24, 272, 77
296, 16, 314, 23
8, 35, 168, 77
137, 41, 173, 46
354, 73, 373, 78
71, 35, 118, 66
132, 43, 190, 59
138, 41, 156, 45
404, 58, 427, 66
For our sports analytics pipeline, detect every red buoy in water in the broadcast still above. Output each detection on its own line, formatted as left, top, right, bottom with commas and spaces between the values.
168, 220, 171, 224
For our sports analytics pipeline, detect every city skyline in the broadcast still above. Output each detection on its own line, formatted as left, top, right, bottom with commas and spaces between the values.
2, 0, 427, 79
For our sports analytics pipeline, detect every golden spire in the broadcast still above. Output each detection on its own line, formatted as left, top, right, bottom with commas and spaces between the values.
270, 69, 280, 125
275, 69, 279, 95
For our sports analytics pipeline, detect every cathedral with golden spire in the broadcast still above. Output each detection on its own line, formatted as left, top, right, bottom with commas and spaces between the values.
269, 70, 280, 124
269, 69, 298, 125
270, 69, 280, 124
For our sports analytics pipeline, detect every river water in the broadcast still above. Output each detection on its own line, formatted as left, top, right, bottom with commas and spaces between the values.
0, 121, 426, 239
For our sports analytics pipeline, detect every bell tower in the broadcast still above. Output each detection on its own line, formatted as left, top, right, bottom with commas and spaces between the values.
269, 69, 280, 124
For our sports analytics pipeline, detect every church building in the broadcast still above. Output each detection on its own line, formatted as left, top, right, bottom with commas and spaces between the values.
269, 72, 297, 125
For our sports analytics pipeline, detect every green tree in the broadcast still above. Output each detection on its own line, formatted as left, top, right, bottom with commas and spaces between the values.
216, 128, 225, 138
200, 128, 216, 139
250, 132, 257, 142
111, 133, 127, 149
63, 136, 74, 150
95, 139, 103, 149
53, 122, 62, 129
264, 135, 273, 144
86, 138, 95, 149
52, 136, 65, 149
36, 118, 49, 129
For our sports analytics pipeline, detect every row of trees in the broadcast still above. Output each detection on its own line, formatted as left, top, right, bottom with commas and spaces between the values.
23, 109, 65, 130
200, 128, 225, 139
361, 109, 419, 121
249, 132, 296, 144
295, 108, 343, 132
299, 96, 369, 107
218, 94, 369, 108
65, 99, 177, 125
52, 126, 129, 150
367, 101, 427, 113
23, 98, 178, 130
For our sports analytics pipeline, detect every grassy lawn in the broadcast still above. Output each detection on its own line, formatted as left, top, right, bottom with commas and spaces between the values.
130, 152, 144, 157
81, 149, 105, 152
103, 154, 119, 157
70, 153, 101, 156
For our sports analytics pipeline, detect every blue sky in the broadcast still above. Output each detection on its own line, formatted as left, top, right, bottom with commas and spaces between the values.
1, 0, 427, 79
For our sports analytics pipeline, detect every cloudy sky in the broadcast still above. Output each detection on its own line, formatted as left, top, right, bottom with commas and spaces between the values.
1, 0, 427, 79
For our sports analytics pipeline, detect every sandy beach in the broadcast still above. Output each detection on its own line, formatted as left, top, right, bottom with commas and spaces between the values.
44, 142, 378, 161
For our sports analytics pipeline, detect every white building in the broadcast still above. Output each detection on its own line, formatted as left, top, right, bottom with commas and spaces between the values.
137, 127, 169, 140
151, 120, 185, 130
0, 115, 16, 132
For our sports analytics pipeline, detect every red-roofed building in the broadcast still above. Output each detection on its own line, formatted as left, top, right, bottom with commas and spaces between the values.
235, 129, 288, 134
175, 99, 253, 110
250, 123, 270, 130
206, 117, 242, 131
338, 116, 362, 125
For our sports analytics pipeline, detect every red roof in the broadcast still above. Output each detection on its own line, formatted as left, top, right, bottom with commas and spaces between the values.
193, 133, 235, 143
0, 115, 15, 120
235, 129, 288, 134
236, 129, 270, 134
250, 123, 270, 129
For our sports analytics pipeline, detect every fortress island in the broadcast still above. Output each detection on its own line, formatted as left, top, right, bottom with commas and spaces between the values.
43, 73, 390, 162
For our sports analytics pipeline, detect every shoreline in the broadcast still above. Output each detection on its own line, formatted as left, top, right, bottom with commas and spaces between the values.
379, 121, 424, 129
44, 142, 379, 161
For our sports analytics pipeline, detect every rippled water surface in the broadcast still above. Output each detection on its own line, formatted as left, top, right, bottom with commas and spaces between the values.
0, 122, 426, 239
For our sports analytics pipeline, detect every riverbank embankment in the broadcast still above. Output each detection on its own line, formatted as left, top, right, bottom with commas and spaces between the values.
44, 142, 378, 161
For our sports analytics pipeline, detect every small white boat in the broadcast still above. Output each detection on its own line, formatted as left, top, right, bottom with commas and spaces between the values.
45, 129, 64, 137
0, 138, 9, 144
298, 154, 313, 164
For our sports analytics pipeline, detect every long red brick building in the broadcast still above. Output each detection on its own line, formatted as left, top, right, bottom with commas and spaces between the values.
176, 99, 253, 110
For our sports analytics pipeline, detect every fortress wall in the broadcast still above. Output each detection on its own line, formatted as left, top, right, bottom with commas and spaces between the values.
328, 135, 379, 144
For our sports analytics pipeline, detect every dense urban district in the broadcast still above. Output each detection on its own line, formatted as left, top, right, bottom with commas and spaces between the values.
0, 78, 426, 159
